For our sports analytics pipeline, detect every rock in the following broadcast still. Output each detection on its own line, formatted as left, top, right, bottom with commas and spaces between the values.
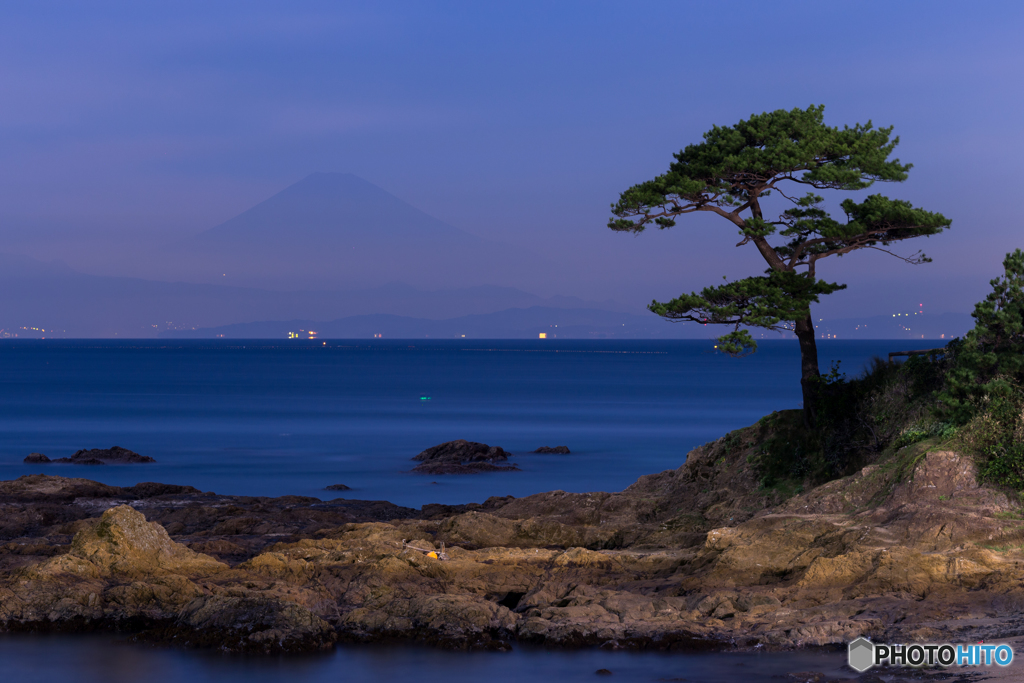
784, 673, 825, 683
326, 484, 351, 491
53, 446, 156, 464
23, 453, 51, 463
533, 446, 570, 454
595, 669, 612, 675
123, 482, 201, 497
412, 440, 518, 474
68, 504, 227, 577
167, 595, 337, 653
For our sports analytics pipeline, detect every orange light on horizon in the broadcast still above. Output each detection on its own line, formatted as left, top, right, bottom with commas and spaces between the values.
538, 333, 547, 339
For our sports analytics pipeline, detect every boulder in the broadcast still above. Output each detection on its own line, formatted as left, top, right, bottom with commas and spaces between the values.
412, 440, 518, 474
68, 504, 227, 577
23, 453, 50, 464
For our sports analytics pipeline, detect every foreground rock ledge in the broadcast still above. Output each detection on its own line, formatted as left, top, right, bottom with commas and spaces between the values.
2, 425, 1024, 655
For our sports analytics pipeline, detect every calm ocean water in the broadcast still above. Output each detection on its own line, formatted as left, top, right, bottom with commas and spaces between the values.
0, 635, 852, 683
0, 338, 913, 681
0, 339, 908, 506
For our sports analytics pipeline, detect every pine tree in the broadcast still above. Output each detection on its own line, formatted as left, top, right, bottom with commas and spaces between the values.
942, 249, 1024, 423
609, 105, 951, 425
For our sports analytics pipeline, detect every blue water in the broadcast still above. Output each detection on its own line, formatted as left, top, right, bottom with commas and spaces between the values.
0, 339, 924, 681
0, 635, 851, 683
0, 339, 905, 507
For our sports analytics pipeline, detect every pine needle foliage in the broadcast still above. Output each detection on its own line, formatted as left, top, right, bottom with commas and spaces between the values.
609, 105, 951, 424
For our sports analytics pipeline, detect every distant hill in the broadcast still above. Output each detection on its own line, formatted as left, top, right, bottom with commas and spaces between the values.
0, 253, 625, 338
0, 251, 975, 341
156, 308, 977, 342
158, 306, 704, 340
163, 172, 550, 290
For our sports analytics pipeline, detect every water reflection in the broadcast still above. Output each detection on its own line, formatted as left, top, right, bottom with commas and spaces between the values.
0, 634, 850, 683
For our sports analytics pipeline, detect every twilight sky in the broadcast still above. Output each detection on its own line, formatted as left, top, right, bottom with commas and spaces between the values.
1, 1, 1022, 319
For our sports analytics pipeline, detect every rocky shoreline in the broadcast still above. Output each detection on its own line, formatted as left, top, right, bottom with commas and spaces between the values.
3, 415, 1024, 672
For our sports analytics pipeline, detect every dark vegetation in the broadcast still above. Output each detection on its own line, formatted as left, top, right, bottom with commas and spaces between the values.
745, 249, 1024, 494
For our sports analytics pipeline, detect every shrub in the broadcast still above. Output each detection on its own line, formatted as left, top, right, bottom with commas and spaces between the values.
954, 383, 1024, 487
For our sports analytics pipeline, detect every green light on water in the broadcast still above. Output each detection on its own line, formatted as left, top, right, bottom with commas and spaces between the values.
420, 396, 431, 401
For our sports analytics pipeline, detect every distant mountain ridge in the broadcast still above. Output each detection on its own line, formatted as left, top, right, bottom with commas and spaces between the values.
0, 173, 976, 341
163, 172, 551, 291
0, 253, 626, 338
196, 173, 471, 245
156, 308, 975, 342
158, 306, 696, 340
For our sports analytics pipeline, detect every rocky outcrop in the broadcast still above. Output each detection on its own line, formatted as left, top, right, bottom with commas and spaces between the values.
29, 447, 157, 465
2, 424, 1024, 655
325, 484, 351, 491
0, 474, 419, 562
532, 446, 570, 454
411, 440, 518, 474
0, 504, 335, 653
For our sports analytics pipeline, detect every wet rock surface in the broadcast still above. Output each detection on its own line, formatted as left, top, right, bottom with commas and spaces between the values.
411, 440, 518, 474
3, 420, 1024, 664
26, 447, 157, 465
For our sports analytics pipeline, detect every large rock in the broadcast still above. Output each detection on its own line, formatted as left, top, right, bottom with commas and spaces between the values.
50, 447, 156, 465
533, 446, 570, 454
0, 506, 227, 629
68, 504, 227, 577
412, 440, 518, 474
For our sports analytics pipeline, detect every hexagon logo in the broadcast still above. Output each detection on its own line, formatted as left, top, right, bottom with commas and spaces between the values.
848, 637, 875, 672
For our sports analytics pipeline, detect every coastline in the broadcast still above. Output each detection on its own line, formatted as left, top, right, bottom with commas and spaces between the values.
2, 412, 1023, 682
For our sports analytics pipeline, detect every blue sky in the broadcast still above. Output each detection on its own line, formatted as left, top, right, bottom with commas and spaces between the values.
1, 1, 1021, 316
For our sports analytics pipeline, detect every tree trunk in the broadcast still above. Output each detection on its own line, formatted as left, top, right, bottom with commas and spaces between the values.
794, 313, 821, 428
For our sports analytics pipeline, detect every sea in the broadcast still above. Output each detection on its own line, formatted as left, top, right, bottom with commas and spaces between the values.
0, 338, 913, 681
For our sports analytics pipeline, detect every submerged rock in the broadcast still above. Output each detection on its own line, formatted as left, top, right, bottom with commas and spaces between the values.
325, 484, 351, 491
533, 446, 570, 454
412, 440, 518, 474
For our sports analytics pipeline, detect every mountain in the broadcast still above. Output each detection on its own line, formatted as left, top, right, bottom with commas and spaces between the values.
158, 306, 704, 339
0, 254, 623, 338
162, 172, 550, 290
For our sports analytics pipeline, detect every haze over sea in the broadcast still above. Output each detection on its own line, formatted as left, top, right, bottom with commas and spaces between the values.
1, 339, 910, 506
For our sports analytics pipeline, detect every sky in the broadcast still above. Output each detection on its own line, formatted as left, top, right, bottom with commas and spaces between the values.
1, 1, 1022, 319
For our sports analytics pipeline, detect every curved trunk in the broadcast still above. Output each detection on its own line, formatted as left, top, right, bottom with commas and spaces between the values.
794, 314, 820, 428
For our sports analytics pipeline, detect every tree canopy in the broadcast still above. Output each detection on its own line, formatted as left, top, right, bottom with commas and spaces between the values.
609, 105, 951, 424
941, 249, 1024, 423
